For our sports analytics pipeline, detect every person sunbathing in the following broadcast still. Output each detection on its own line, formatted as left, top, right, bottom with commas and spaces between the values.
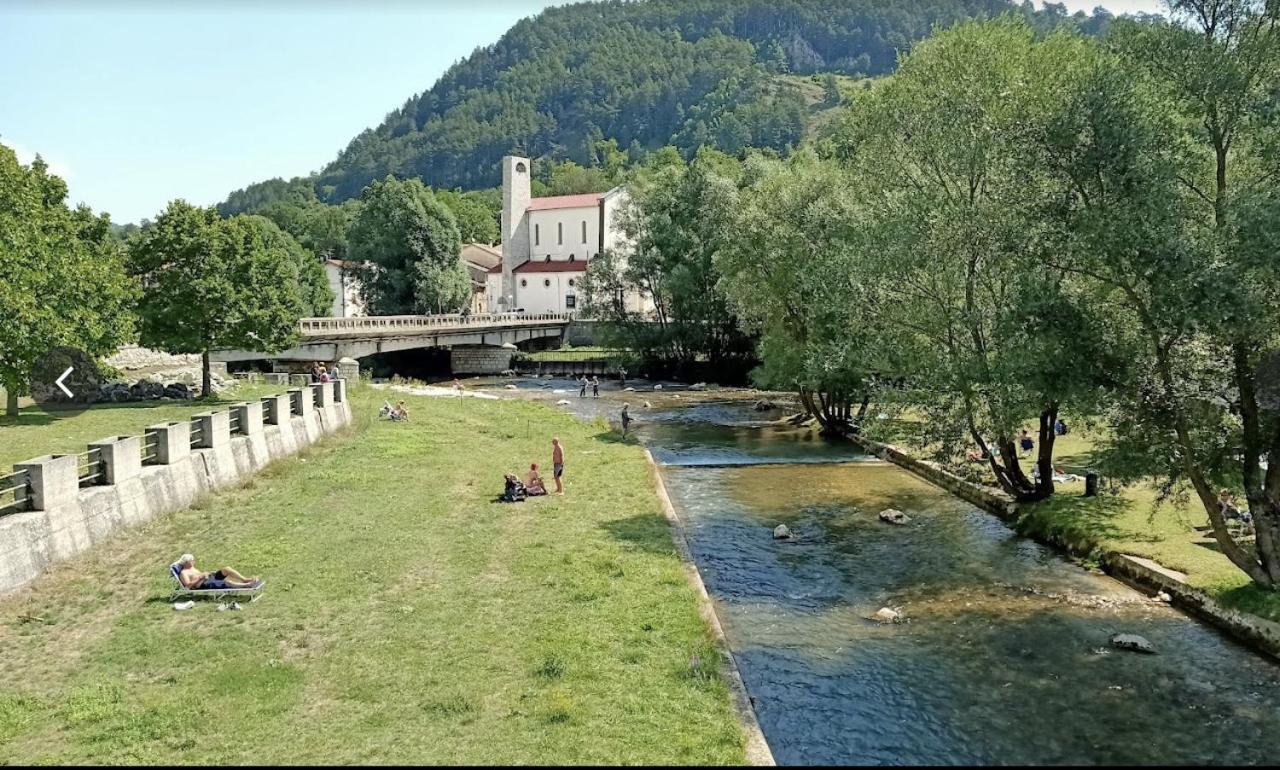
391, 401, 410, 422
176, 554, 260, 590
526, 463, 548, 496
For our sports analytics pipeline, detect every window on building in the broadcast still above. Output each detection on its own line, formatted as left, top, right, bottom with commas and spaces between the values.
568, 279, 576, 287
568, 254, 575, 262
520, 279, 528, 288
515, 161, 527, 173
543, 279, 551, 288
558, 222, 563, 245
545, 254, 551, 262
534, 224, 539, 246
582, 221, 587, 243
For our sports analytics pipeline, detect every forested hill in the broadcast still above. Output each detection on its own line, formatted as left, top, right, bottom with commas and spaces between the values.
220, 0, 1122, 213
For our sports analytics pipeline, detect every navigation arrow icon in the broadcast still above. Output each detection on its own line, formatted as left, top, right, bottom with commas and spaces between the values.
55, 367, 74, 397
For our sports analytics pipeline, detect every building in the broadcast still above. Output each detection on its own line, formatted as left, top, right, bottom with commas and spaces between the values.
324, 259, 367, 318
486, 155, 649, 316
460, 242, 502, 314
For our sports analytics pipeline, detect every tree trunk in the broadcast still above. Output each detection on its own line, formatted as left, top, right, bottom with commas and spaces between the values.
1034, 404, 1059, 499
5, 387, 17, 417
201, 350, 213, 400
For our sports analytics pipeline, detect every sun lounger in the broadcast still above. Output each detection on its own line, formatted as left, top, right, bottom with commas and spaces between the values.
168, 562, 265, 602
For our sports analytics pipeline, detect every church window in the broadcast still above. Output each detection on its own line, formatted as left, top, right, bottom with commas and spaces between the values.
558, 222, 563, 245
534, 224, 540, 246
568, 279, 576, 287
544, 279, 551, 288
582, 221, 587, 243
568, 254, 575, 262
520, 279, 528, 288
515, 161, 527, 173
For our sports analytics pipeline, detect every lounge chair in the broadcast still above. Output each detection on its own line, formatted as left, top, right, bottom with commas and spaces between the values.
168, 562, 265, 602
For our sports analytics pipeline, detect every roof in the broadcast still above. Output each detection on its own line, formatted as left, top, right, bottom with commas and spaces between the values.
324, 259, 366, 269
526, 193, 605, 211
461, 242, 502, 270
513, 260, 588, 273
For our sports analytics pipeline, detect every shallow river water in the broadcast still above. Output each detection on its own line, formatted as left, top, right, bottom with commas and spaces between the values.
482, 379, 1280, 765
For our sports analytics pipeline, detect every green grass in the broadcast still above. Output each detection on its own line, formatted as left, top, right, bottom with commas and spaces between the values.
0, 385, 745, 764
0, 382, 286, 470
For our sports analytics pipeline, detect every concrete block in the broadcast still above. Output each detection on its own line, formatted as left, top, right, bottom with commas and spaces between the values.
333, 378, 347, 403
193, 411, 231, 449
262, 394, 292, 425
315, 380, 335, 408
291, 387, 315, 418
232, 401, 264, 436
88, 436, 142, 485
13, 455, 79, 511
147, 422, 190, 465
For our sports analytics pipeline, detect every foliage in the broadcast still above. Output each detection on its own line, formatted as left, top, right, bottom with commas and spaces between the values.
436, 190, 499, 244
240, 215, 335, 317
0, 146, 137, 415
413, 259, 473, 315
584, 147, 755, 380
128, 202, 304, 396
347, 176, 463, 315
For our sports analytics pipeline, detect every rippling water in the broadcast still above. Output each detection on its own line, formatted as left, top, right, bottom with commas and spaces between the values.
483, 379, 1280, 764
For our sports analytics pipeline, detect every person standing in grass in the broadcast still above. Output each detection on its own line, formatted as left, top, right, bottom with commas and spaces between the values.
551, 438, 565, 494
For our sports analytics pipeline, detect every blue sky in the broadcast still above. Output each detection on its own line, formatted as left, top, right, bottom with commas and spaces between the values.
0, 0, 1162, 224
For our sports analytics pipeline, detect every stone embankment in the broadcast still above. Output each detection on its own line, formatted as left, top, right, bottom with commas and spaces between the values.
0, 380, 353, 596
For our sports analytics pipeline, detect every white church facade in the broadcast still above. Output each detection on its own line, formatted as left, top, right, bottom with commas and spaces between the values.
486, 155, 650, 316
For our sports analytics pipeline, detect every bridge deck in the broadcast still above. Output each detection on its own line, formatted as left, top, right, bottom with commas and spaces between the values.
299, 312, 572, 339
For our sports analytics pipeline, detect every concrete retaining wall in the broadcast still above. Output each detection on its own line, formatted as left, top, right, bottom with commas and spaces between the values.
854, 434, 1280, 662
0, 380, 354, 596
450, 346, 514, 375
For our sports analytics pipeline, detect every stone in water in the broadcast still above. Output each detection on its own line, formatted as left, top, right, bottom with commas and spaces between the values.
772, 524, 794, 540
873, 607, 901, 623
879, 509, 910, 525
1109, 633, 1155, 654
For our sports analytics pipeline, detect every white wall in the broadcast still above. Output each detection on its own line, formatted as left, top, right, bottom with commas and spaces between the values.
527, 206, 599, 262
514, 271, 586, 314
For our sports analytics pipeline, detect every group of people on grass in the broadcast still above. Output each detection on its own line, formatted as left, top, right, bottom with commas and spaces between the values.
502, 438, 566, 502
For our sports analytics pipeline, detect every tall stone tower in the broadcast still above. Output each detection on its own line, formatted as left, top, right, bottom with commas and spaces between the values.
500, 156, 531, 307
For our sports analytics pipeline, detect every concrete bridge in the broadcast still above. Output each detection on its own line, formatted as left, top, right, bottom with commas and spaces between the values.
212, 313, 572, 369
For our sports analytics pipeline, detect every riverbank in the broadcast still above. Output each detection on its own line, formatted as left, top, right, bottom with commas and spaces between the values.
0, 386, 746, 764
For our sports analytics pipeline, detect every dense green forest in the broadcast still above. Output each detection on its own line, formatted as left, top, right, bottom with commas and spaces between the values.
219, 0, 1127, 214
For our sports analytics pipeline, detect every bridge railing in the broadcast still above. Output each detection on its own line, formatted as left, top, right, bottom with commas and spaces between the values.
298, 313, 572, 337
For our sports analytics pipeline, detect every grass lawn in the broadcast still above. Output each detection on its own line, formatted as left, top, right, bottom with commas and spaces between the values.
0, 385, 746, 764
866, 410, 1280, 622
0, 382, 287, 471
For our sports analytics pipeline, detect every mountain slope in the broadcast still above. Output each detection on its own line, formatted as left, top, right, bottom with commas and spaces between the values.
221, 0, 1121, 213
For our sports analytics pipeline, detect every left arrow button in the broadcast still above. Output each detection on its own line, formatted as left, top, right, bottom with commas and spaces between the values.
55, 367, 74, 397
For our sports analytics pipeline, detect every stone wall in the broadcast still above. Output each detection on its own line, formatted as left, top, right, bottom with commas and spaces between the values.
450, 346, 514, 375
0, 380, 354, 596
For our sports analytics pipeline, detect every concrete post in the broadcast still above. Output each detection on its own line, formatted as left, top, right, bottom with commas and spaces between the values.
289, 388, 315, 418
13, 455, 79, 511
333, 378, 347, 403
315, 380, 335, 408
87, 436, 142, 485
262, 394, 292, 425
232, 401, 264, 436
193, 411, 231, 449
146, 422, 190, 465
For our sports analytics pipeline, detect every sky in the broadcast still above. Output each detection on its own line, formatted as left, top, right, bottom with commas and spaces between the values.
1, 0, 1164, 224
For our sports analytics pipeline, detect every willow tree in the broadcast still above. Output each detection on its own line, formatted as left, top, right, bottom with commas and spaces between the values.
831, 19, 1113, 500
1041, 0, 1280, 587
717, 151, 891, 436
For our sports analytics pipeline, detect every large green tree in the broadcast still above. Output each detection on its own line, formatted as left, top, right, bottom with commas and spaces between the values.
241, 215, 334, 317
346, 176, 467, 315
129, 202, 304, 396
436, 190, 499, 245
0, 146, 137, 416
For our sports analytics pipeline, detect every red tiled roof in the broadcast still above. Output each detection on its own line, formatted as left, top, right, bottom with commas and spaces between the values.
526, 193, 604, 211
487, 263, 503, 274
513, 260, 587, 273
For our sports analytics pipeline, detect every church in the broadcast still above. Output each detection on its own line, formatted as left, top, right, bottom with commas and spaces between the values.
485, 155, 650, 316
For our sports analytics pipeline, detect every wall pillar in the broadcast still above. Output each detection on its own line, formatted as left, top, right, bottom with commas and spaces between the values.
290, 388, 315, 418
193, 411, 231, 449
87, 436, 142, 484
333, 378, 347, 403
13, 455, 79, 511
315, 381, 335, 408
147, 422, 190, 465
232, 401, 264, 436
263, 394, 292, 425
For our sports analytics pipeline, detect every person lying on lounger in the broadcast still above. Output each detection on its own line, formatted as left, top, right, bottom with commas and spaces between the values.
176, 554, 261, 590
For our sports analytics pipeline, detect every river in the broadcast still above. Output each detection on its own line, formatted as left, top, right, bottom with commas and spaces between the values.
475, 377, 1280, 765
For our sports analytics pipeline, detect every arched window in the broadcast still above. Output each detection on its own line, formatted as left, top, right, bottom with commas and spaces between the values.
543, 279, 551, 288
568, 254, 575, 262
534, 224, 540, 246
515, 161, 527, 173
557, 222, 563, 245
581, 221, 587, 243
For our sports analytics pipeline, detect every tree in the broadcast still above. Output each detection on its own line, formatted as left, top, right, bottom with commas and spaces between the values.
241, 215, 334, 317
347, 176, 463, 315
413, 260, 473, 314
821, 72, 842, 106
1042, 0, 1280, 586
0, 146, 137, 416
830, 19, 1114, 500
129, 202, 304, 397
437, 190, 499, 244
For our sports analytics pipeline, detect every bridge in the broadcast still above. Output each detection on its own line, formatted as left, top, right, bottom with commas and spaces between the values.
212, 313, 573, 367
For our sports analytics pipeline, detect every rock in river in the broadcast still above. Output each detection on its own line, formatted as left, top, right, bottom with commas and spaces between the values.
879, 509, 911, 525
773, 524, 794, 540
873, 607, 902, 623
1110, 633, 1155, 654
